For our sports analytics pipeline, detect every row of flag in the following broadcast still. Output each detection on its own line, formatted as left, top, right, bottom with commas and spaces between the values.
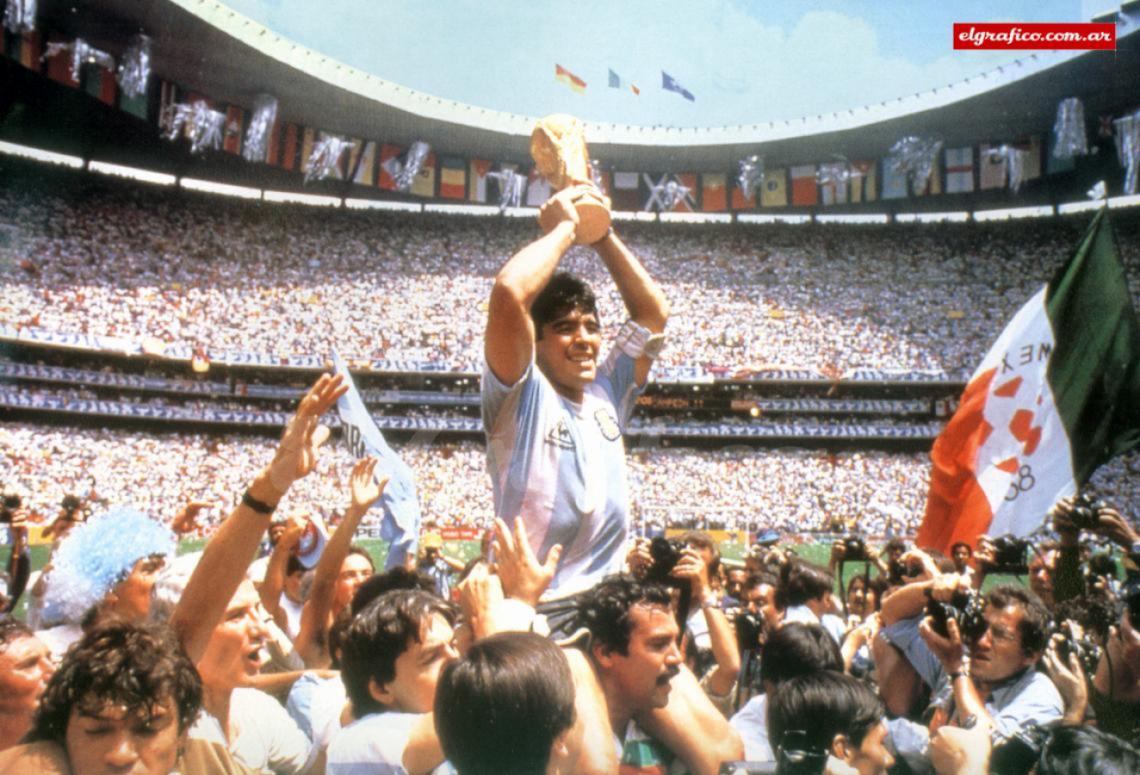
557, 64, 693, 101
0, 29, 1086, 209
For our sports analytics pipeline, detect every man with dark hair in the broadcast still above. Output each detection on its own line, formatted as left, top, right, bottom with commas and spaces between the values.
0, 622, 236, 774
435, 631, 578, 775
767, 671, 894, 775
779, 560, 846, 645
1035, 725, 1140, 775
730, 622, 843, 762
0, 618, 52, 751
483, 187, 669, 608
328, 589, 458, 774
573, 574, 742, 774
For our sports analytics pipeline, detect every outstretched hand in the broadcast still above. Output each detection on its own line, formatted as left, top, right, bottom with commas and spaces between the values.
268, 374, 347, 493
493, 517, 561, 607
349, 457, 388, 512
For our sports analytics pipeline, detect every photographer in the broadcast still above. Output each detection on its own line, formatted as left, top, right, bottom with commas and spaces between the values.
1088, 579, 1140, 747
1051, 494, 1140, 606
918, 584, 1062, 745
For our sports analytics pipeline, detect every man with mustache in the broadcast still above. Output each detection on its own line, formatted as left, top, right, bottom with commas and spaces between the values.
483, 188, 669, 628
573, 575, 742, 774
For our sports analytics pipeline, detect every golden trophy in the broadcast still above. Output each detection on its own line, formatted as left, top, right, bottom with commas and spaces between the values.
530, 113, 612, 244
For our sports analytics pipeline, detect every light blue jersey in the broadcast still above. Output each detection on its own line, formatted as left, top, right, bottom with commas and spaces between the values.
482, 346, 643, 599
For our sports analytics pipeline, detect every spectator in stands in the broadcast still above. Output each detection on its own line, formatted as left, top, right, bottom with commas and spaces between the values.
435, 631, 578, 775
482, 188, 668, 621
0, 619, 53, 751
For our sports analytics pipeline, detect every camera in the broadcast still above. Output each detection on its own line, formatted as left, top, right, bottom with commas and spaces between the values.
1069, 492, 1106, 531
735, 609, 766, 653
645, 536, 687, 584
990, 534, 1030, 574
926, 587, 988, 641
1055, 628, 1102, 676
842, 536, 868, 562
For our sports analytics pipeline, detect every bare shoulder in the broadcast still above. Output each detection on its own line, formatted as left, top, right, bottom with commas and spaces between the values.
0, 741, 72, 775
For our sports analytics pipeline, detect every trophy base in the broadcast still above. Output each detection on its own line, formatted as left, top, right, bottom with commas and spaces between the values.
538, 187, 612, 244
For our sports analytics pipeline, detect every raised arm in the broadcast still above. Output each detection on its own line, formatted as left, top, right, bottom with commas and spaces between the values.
295, 456, 386, 668
484, 189, 580, 386
591, 228, 669, 385
170, 374, 346, 663
259, 514, 306, 630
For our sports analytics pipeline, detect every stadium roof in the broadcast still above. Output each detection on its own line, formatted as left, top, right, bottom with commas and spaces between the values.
37, 0, 1140, 172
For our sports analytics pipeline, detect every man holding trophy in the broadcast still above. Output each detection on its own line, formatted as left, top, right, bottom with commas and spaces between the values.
482, 114, 670, 616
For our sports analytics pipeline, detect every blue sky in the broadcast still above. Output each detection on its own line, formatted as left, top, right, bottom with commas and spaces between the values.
221, 0, 1095, 126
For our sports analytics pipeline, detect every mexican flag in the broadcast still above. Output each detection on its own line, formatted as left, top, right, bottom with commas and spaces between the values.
917, 211, 1140, 553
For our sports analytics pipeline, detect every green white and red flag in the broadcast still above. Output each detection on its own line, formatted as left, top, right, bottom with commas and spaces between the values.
918, 211, 1140, 553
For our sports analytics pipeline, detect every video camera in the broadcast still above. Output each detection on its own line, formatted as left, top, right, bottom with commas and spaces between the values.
926, 587, 988, 641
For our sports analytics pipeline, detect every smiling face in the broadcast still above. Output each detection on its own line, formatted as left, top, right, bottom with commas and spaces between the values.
65, 698, 184, 775
535, 308, 602, 402
195, 580, 268, 690
970, 602, 1037, 683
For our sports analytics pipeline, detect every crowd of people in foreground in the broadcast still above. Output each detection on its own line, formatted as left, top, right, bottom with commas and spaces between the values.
4, 162, 1140, 376
0, 375, 1138, 774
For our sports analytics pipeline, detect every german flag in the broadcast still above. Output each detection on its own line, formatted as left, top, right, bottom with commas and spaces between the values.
555, 64, 586, 94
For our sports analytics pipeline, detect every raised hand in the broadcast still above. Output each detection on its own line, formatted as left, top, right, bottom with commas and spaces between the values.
348, 457, 387, 513
268, 373, 347, 493
492, 517, 561, 607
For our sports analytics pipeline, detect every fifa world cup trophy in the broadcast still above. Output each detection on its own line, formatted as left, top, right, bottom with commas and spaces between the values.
530, 113, 612, 244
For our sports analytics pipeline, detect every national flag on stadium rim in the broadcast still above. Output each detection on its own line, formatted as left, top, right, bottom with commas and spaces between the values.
662, 71, 695, 101
732, 178, 757, 210
469, 159, 492, 202
410, 151, 437, 197
1017, 135, 1043, 182
881, 161, 908, 200
332, 351, 421, 569
913, 163, 942, 197
299, 127, 317, 175
611, 172, 641, 211
439, 156, 466, 199
378, 144, 403, 190
340, 137, 364, 181
281, 123, 300, 171
979, 144, 1006, 190
555, 64, 587, 94
759, 169, 787, 207
44, 34, 79, 87
917, 211, 1140, 554
223, 106, 245, 155
790, 165, 817, 206
849, 160, 877, 203
12, 30, 41, 70
352, 141, 377, 186
608, 68, 640, 95
818, 163, 848, 205
85, 64, 117, 106
945, 147, 975, 193
702, 173, 726, 211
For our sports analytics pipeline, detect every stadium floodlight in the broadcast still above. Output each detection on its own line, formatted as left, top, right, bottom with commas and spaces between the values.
737, 214, 811, 224
1108, 194, 1140, 209
612, 211, 656, 222
973, 205, 1054, 221
0, 140, 83, 168
344, 199, 421, 212
1057, 199, 1106, 215
424, 204, 498, 216
180, 178, 261, 200
263, 190, 340, 207
815, 214, 890, 224
895, 211, 970, 223
659, 212, 731, 224
87, 160, 175, 185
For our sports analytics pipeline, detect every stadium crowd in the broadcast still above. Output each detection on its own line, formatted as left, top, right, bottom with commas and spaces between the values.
3, 165, 1140, 376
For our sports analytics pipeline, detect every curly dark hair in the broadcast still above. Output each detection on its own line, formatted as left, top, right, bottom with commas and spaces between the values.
339, 589, 457, 717
574, 574, 672, 655
0, 616, 34, 649
27, 622, 202, 742
530, 271, 598, 336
